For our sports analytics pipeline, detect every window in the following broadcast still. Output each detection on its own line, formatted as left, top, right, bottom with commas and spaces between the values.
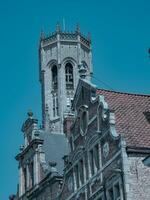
79, 159, 84, 185
74, 164, 79, 189
53, 95, 59, 117
89, 144, 100, 177
107, 181, 122, 200
74, 159, 85, 190
94, 144, 100, 171
23, 167, 27, 191
65, 63, 73, 89
52, 65, 58, 90
80, 111, 87, 135
89, 149, 95, 176
29, 162, 34, 187
114, 182, 121, 200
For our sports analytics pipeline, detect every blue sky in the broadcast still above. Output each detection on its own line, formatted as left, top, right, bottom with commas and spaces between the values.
0, 0, 150, 199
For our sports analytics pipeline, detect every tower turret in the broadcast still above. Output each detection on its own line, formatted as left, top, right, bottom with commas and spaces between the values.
39, 24, 93, 133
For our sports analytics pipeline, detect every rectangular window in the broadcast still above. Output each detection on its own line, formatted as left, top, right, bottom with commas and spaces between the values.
94, 144, 100, 171
74, 164, 79, 189
89, 143, 101, 177
106, 181, 122, 200
89, 149, 95, 176
79, 159, 84, 185
23, 168, 27, 191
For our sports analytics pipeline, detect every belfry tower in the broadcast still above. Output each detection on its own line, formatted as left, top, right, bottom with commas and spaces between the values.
39, 24, 93, 133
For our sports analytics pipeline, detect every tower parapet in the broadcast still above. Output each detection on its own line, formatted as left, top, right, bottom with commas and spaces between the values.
40, 27, 91, 49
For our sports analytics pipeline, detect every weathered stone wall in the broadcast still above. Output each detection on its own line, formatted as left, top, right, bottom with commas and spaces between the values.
125, 154, 150, 200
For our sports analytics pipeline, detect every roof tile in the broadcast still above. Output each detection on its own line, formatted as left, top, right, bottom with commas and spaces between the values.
97, 89, 150, 148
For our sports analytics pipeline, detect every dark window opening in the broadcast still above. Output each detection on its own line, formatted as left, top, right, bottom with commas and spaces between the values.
81, 111, 87, 134
89, 149, 95, 176
52, 65, 58, 90
75, 164, 79, 189
79, 159, 84, 185
23, 168, 27, 191
94, 144, 100, 170
65, 63, 74, 89
143, 111, 150, 124
29, 162, 34, 188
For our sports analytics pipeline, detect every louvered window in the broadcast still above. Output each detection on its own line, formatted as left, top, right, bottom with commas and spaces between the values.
52, 65, 58, 90
65, 63, 74, 89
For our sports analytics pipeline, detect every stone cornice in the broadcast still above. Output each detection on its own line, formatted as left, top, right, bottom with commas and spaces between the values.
15, 138, 44, 160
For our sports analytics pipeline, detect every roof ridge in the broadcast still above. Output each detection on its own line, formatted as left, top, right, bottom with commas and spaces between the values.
97, 88, 150, 97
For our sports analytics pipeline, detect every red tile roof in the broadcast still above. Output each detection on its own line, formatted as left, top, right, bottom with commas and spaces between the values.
97, 89, 150, 148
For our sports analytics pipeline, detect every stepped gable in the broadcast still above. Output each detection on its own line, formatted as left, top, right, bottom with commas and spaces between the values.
97, 89, 150, 148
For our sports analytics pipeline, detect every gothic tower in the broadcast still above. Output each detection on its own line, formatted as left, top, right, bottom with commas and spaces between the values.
39, 24, 93, 133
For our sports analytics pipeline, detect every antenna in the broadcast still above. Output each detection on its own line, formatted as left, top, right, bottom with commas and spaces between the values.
63, 18, 66, 31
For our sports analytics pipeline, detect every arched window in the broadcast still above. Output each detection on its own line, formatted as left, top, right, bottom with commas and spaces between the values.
65, 63, 73, 89
51, 65, 58, 90
80, 111, 87, 135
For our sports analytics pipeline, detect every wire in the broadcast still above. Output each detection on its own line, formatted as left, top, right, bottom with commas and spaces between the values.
91, 74, 115, 91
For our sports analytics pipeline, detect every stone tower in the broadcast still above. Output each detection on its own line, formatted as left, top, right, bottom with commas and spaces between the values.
39, 24, 93, 133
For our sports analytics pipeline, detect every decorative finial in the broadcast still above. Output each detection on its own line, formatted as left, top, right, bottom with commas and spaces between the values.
76, 23, 80, 34
27, 109, 33, 118
56, 22, 61, 33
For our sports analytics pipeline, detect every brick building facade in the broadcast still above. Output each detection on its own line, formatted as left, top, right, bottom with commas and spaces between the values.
61, 79, 150, 200
10, 25, 150, 200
